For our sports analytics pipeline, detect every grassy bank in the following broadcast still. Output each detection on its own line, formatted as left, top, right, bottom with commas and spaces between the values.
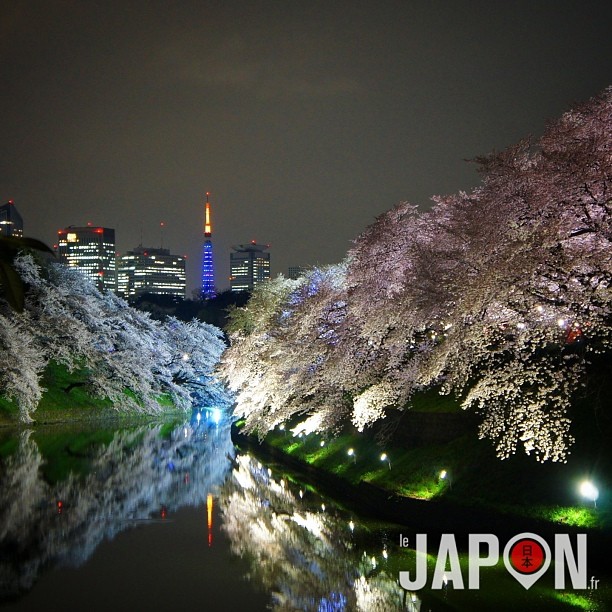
245, 384, 611, 531
0, 361, 184, 427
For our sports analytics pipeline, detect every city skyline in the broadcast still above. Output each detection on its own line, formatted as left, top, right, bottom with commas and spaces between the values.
3, 2, 612, 292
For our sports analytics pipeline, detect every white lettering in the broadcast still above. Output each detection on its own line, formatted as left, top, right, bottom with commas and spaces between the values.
468, 534, 499, 589
555, 534, 587, 589
399, 534, 428, 590
432, 534, 464, 589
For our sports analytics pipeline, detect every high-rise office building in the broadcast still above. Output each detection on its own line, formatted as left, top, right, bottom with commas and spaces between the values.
57, 225, 117, 292
201, 192, 216, 299
288, 266, 306, 280
0, 200, 24, 238
230, 242, 271, 292
117, 246, 186, 299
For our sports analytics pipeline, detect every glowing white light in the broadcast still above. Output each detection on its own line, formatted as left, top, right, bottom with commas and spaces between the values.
580, 480, 599, 502
181, 353, 190, 361
440, 470, 447, 480
381, 452, 391, 469
382, 549, 388, 559
212, 408, 221, 424
347, 448, 354, 456
196, 412, 201, 422
320, 440, 325, 447
321, 503, 326, 512
536, 305, 544, 313
557, 318, 566, 327
267, 468, 272, 477
279, 423, 285, 430
349, 520, 355, 532
299, 489, 303, 498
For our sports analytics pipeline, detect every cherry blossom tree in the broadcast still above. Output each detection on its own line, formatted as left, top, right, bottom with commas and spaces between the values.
222, 87, 612, 462
1, 255, 227, 421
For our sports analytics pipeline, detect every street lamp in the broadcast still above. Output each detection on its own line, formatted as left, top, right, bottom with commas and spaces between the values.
347, 448, 356, 464
580, 480, 599, 508
439, 469, 452, 489
380, 452, 391, 470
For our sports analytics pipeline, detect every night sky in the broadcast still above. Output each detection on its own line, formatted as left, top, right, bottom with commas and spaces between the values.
3, 1, 612, 293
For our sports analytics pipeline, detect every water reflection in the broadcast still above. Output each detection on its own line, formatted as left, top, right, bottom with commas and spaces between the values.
218, 454, 408, 611
0, 418, 415, 611
0, 417, 233, 601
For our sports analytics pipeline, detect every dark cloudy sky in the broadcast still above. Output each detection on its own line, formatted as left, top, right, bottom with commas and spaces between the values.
2, 1, 612, 293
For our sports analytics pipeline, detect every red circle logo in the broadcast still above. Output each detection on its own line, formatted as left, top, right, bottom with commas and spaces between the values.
509, 538, 546, 574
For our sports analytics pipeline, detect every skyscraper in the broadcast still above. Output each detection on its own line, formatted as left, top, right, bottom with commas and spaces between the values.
201, 193, 216, 299
0, 200, 24, 238
57, 225, 117, 292
230, 242, 271, 292
288, 266, 306, 280
117, 246, 186, 299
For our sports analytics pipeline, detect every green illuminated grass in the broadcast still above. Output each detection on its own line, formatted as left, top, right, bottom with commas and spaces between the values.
0, 361, 184, 427
261, 411, 610, 531
552, 591, 602, 610
542, 506, 599, 528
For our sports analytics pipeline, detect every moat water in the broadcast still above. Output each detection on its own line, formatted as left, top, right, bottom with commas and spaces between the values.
0, 411, 607, 611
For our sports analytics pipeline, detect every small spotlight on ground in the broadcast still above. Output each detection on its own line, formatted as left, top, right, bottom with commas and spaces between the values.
580, 480, 599, 508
